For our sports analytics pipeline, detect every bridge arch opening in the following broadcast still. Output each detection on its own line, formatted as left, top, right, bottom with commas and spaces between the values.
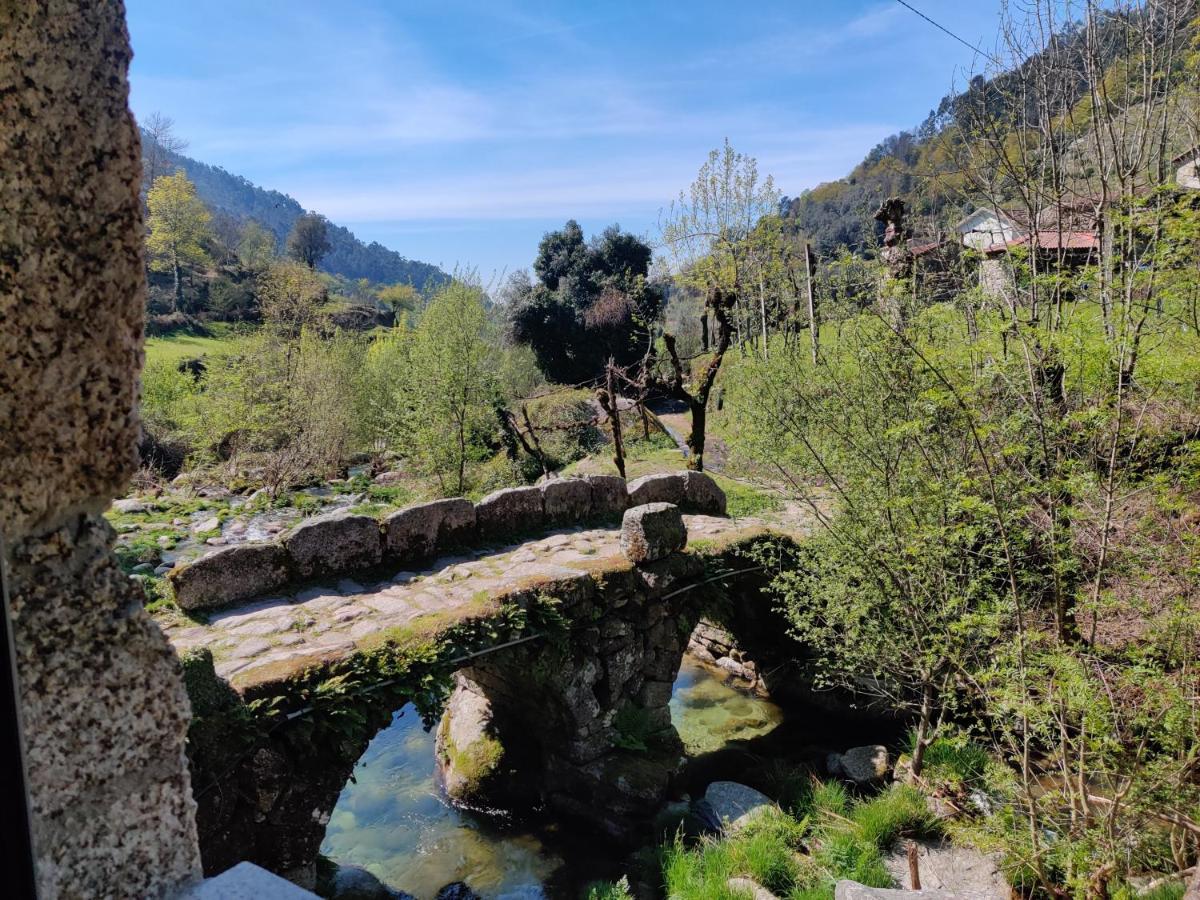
311, 547, 901, 898
186, 525, 900, 895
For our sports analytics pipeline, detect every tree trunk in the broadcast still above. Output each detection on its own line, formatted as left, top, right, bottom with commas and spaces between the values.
687, 399, 706, 471
758, 272, 768, 360
520, 405, 552, 479
910, 681, 936, 778
652, 290, 734, 475
456, 414, 467, 495
600, 363, 626, 479
172, 247, 182, 312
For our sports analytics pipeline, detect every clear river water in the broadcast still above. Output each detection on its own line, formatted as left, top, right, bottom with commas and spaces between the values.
319, 655, 785, 899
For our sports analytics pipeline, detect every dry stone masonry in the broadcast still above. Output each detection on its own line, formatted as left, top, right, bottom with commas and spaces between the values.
1, 2, 203, 894
162, 486, 805, 881
382, 498, 476, 559
620, 502, 688, 563
688, 619, 764, 691
167, 471, 726, 611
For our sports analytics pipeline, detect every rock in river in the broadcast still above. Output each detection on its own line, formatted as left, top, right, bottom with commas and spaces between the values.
703, 781, 774, 834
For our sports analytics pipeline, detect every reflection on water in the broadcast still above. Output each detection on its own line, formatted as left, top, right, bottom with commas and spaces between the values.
320, 706, 557, 899
321, 655, 785, 898
669, 656, 784, 756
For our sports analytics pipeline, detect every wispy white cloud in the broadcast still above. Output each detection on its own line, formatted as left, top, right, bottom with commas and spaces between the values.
126, 0, 1001, 274
287, 123, 896, 221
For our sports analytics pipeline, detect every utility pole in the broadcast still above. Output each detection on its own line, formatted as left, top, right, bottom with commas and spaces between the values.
804, 242, 819, 365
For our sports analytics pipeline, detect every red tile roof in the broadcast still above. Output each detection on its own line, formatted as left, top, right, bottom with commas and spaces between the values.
984, 230, 1099, 253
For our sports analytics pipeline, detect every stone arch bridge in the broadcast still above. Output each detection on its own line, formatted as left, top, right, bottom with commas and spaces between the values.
162, 471, 808, 886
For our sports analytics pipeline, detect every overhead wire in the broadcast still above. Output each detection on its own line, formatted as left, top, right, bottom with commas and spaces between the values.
892, 0, 1003, 67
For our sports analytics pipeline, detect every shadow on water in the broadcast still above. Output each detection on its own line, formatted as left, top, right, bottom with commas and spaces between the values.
320, 655, 903, 899
319, 705, 559, 899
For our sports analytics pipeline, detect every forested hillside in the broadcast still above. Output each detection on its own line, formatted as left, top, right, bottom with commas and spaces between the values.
140, 131, 447, 289
785, 6, 1200, 255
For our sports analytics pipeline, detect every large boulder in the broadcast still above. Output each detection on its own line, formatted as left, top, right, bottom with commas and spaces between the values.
169, 543, 290, 611
703, 781, 774, 834
328, 864, 416, 900
682, 470, 727, 515
620, 503, 686, 564
727, 878, 781, 900
383, 498, 475, 561
541, 478, 592, 525
627, 472, 687, 508
586, 474, 629, 519
435, 884, 481, 900
435, 675, 505, 806
284, 513, 382, 579
475, 485, 544, 541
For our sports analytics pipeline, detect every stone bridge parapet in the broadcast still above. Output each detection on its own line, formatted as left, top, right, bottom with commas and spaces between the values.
168, 471, 726, 611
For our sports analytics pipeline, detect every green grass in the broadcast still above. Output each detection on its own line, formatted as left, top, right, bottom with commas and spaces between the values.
662, 808, 807, 900
144, 322, 250, 365
714, 474, 785, 518
658, 780, 938, 900
848, 784, 935, 849
913, 731, 991, 790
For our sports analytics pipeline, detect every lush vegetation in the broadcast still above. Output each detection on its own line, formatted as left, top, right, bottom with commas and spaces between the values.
583, 5, 1200, 897
130, 5, 1200, 896
504, 220, 664, 384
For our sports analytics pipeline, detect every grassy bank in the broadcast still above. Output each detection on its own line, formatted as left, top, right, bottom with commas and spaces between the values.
144, 322, 251, 365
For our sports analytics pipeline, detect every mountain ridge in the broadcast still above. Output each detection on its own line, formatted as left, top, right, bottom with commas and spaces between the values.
141, 131, 448, 290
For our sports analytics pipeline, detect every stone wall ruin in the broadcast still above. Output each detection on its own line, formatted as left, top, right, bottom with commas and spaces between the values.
0, 1, 203, 895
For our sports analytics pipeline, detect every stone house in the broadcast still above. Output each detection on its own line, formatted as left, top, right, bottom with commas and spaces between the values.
954, 206, 1027, 251
958, 200, 1102, 301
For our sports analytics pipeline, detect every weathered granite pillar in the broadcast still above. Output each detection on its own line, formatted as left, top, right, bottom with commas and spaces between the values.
0, 2, 203, 896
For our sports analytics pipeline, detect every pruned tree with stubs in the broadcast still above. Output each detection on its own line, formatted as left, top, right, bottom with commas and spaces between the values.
655, 140, 779, 470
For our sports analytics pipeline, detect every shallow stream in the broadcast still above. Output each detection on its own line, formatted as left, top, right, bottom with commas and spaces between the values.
319, 656, 785, 899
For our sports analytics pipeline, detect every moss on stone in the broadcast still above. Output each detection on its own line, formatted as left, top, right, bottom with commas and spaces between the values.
437, 712, 504, 800
180, 648, 239, 718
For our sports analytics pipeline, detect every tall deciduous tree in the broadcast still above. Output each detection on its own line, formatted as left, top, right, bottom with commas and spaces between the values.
286, 213, 331, 270
655, 141, 779, 469
377, 282, 418, 319
257, 260, 326, 345
404, 282, 496, 494
146, 170, 213, 311
236, 220, 276, 273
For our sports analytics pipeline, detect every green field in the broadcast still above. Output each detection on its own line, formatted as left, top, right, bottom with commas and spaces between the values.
144, 324, 250, 365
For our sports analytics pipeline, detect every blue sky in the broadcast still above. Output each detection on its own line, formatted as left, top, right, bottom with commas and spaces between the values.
125, 0, 1004, 280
